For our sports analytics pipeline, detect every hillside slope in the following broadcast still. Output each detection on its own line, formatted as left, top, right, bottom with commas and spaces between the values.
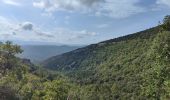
43, 26, 159, 72
42, 25, 170, 99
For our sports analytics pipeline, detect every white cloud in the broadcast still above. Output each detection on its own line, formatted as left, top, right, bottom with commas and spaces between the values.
151, 0, 170, 11
2, 0, 21, 6
33, 0, 145, 18
156, 0, 170, 7
46, 28, 97, 42
0, 17, 54, 41
0, 16, 16, 34
0, 16, 16, 40
97, 0, 145, 18
33, 0, 102, 12
0, 16, 97, 43
33, 0, 51, 9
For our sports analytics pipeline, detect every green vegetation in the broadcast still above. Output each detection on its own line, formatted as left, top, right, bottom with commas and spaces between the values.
1, 16, 170, 100
43, 15, 170, 99
0, 41, 77, 100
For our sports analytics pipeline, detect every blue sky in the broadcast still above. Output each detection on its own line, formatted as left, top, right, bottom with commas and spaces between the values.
0, 0, 170, 45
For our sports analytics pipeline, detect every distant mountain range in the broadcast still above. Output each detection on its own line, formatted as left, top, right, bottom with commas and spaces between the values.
18, 45, 81, 63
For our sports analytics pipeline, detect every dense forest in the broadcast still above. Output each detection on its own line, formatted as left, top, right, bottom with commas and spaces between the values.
1, 16, 170, 100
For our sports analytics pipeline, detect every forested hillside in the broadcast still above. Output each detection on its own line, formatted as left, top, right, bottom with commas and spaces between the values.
42, 16, 170, 99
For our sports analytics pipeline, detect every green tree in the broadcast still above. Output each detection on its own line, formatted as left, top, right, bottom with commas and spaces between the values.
142, 31, 170, 99
0, 41, 23, 75
163, 15, 170, 24
162, 15, 170, 31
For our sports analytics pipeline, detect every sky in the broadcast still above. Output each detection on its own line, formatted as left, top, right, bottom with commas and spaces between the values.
0, 0, 170, 45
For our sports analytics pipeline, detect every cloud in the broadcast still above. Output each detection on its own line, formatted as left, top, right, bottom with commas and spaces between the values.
96, 0, 145, 18
35, 31, 55, 38
20, 22, 34, 31
0, 16, 17, 38
0, 17, 54, 41
33, 0, 51, 9
2, 0, 21, 6
19, 22, 55, 39
0, 16, 97, 43
33, 0, 102, 12
156, 0, 170, 7
33, 0, 145, 18
151, 0, 170, 11
68, 30, 97, 40
1, 34, 12, 38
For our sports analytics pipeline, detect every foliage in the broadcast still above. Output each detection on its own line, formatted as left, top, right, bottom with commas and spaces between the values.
42, 16, 170, 99
0, 41, 23, 75
0, 42, 73, 100
162, 15, 170, 31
